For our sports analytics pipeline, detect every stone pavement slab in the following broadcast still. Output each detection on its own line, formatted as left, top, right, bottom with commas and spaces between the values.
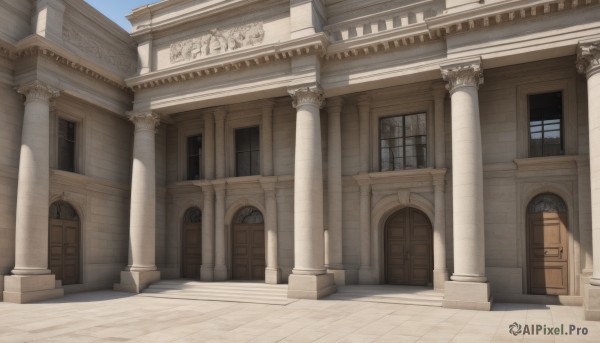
0, 291, 598, 342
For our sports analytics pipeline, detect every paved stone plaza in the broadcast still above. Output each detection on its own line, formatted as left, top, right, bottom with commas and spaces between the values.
0, 291, 598, 342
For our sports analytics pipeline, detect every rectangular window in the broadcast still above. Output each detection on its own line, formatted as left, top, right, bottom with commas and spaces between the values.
529, 91, 563, 157
58, 118, 76, 172
235, 126, 260, 176
187, 135, 202, 180
380, 113, 427, 171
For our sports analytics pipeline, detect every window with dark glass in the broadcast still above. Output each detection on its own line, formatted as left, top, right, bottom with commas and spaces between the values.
58, 118, 76, 172
529, 91, 563, 157
380, 113, 427, 171
187, 135, 202, 180
235, 126, 260, 176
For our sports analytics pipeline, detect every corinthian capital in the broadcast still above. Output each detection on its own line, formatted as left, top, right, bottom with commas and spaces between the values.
288, 84, 325, 109
440, 60, 483, 93
128, 111, 160, 132
576, 41, 600, 79
16, 80, 60, 102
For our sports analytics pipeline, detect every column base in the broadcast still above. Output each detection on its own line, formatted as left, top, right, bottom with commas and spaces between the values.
443, 281, 492, 311
327, 268, 347, 286
584, 284, 600, 321
358, 267, 377, 284
265, 268, 281, 284
433, 269, 449, 291
287, 273, 336, 300
200, 265, 214, 281
214, 265, 227, 281
3, 274, 64, 304
113, 270, 160, 293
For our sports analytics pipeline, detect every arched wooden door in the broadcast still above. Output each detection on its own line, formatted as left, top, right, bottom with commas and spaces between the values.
48, 201, 80, 285
181, 207, 202, 279
527, 194, 569, 295
232, 207, 265, 280
384, 207, 432, 286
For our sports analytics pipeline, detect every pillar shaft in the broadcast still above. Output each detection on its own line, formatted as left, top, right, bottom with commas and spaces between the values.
442, 61, 487, 283
359, 183, 371, 269
358, 96, 370, 174
204, 113, 215, 180
128, 112, 160, 272
201, 185, 215, 281
577, 42, 600, 286
326, 97, 343, 270
433, 173, 448, 290
214, 108, 226, 179
289, 85, 326, 275
12, 81, 59, 275
262, 100, 274, 176
213, 182, 226, 280
262, 178, 281, 284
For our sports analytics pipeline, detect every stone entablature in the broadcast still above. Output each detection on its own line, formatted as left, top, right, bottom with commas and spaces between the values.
169, 22, 265, 64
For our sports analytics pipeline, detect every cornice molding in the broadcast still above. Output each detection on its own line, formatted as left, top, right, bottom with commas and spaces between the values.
577, 40, 600, 78
127, 33, 328, 92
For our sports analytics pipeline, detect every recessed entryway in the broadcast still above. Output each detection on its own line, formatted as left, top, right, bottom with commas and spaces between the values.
527, 193, 569, 295
231, 207, 265, 281
48, 201, 80, 285
384, 207, 432, 286
181, 207, 202, 279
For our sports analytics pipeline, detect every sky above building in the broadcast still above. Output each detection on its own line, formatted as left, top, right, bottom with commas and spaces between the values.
84, 0, 157, 31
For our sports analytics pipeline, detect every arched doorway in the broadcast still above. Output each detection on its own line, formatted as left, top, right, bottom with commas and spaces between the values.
384, 207, 432, 286
181, 207, 202, 279
232, 207, 265, 280
48, 201, 80, 285
527, 193, 569, 295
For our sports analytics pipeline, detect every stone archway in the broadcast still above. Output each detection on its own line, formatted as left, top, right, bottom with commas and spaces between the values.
231, 207, 265, 281
48, 201, 80, 285
384, 207, 433, 286
181, 207, 202, 279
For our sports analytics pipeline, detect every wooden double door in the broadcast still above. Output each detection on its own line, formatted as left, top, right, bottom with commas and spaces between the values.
232, 223, 265, 280
181, 220, 202, 279
48, 218, 80, 285
527, 211, 569, 295
384, 208, 432, 286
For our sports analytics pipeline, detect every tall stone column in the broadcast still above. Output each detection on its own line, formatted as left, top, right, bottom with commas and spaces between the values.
287, 84, 336, 299
577, 40, 600, 320
114, 111, 161, 293
213, 180, 227, 281
204, 113, 215, 180
214, 108, 226, 179
3, 81, 64, 303
440, 59, 491, 310
326, 97, 346, 285
262, 177, 281, 283
432, 171, 448, 291
201, 184, 215, 281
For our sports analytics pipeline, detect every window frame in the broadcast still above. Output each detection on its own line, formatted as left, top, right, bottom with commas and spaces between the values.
527, 91, 565, 158
177, 121, 204, 182
234, 125, 261, 177
517, 79, 577, 159
378, 112, 428, 171
371, 100, 433, 172
51, 105, 84, 174
186, 134, 203, 181
226, 112, 262, 178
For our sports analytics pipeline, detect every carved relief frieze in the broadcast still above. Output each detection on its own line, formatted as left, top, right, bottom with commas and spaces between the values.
62, 24, 136, 75
169, 22, 265, 64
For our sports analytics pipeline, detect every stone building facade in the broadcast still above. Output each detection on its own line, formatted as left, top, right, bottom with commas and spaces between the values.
1, 0, 600, 319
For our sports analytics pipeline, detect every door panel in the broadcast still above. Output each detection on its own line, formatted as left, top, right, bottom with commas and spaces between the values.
528, 212, 568, 295
232, 224, 265, 280
48, 219, 80, 285
182, 221, 202, 279
385, 208, 432, 286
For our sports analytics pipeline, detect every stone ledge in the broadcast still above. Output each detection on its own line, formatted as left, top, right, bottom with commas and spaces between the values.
584, 284, 600, 321
443, 280, 492, 311
113, 270, 160, 294
3, 274, 64, 304
3, 288, 64, 304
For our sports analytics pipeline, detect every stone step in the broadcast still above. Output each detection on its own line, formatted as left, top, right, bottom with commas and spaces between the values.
327, 285, 443, 307
326, 293, 442, 307
143, 287, 287, 300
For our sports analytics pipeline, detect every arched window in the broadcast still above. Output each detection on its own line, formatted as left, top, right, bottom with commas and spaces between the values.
183, 207, 202, 223
527, 193, 567, 213
49, 201, 79, 221
234, 207, 264, 224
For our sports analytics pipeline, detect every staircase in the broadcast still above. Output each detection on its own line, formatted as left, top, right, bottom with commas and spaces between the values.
326, 285, 443, 307
139, 280, 295, 305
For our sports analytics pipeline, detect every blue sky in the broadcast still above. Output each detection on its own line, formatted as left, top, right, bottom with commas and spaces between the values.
85, 0, 158, 31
